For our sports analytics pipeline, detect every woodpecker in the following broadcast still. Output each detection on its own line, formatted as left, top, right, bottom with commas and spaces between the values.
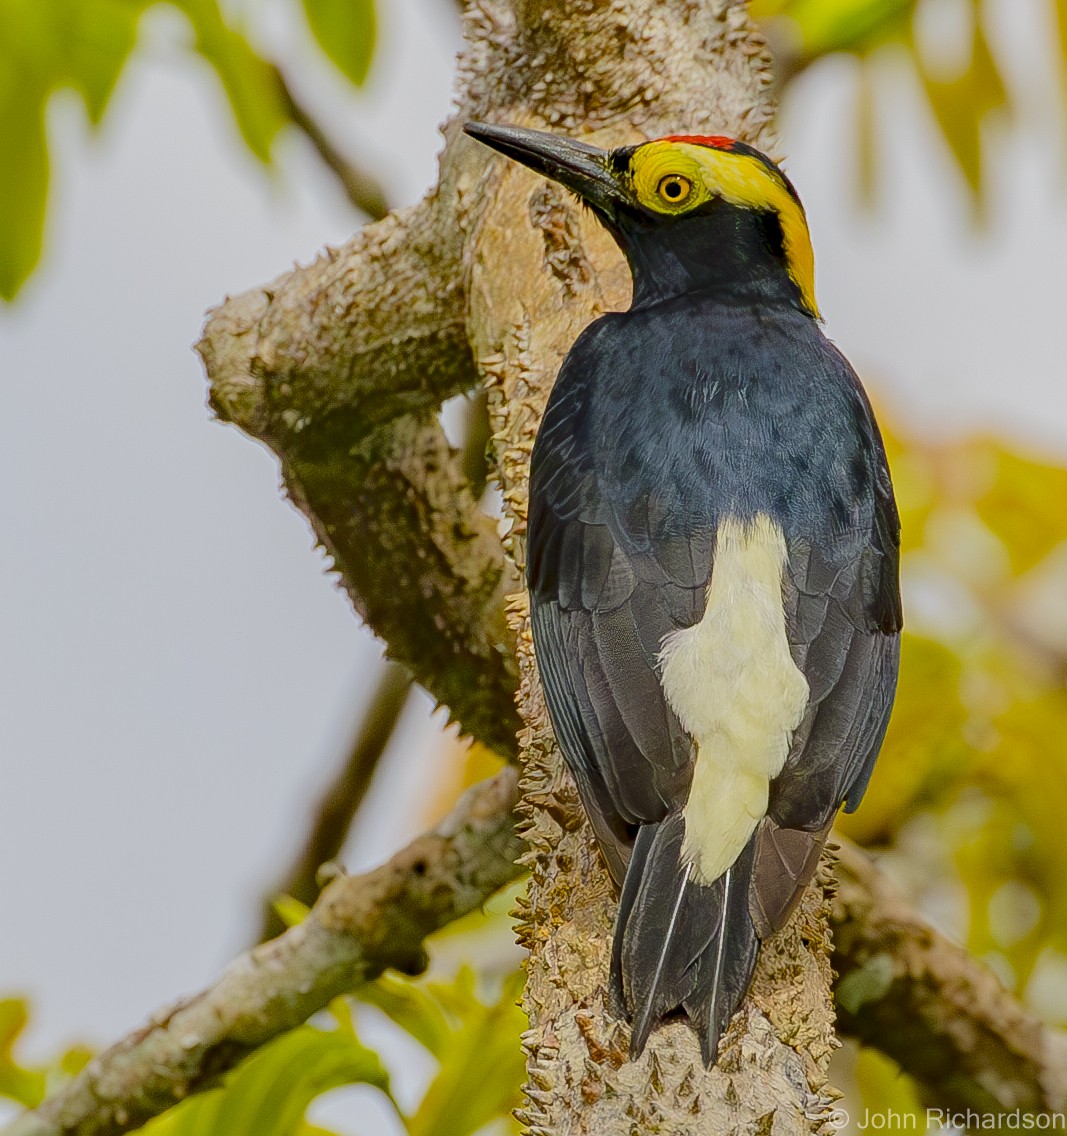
464, 122, 902, 1066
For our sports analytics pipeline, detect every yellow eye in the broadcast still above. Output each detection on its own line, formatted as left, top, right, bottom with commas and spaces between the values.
657, 174, 692, 205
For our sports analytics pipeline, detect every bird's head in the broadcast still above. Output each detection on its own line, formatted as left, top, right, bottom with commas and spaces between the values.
464, 122, 818, 318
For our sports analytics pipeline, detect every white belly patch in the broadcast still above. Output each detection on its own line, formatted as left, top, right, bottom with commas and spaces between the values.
658, 514, 809, 885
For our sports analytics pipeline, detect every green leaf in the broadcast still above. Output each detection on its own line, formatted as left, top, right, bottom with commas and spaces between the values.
0, 0, 147, 298
912, 12, 1009, 208
753, 0, 911, 63
272, 894, 311, 929
1053, 0, 1067, 103
170, 0, 287, 163
836, 952, 894, 1014
837, 633, 972, 846
971, 440, 1067, 577
405, 971, 525, 1136
853, 1047, 924, 1128
974, 692, 1067, 970
302, 0, 376, 87
0, 999, 47, 1107
854, 57, 878, 205
60, 0, 145, 124
357, 973, 452, 1060
142, 1005, 393, 1136
0, 58, 49, 301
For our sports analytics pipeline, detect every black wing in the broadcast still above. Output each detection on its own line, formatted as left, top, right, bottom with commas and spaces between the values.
755, 355, 902, 934
528, 320, 707, 884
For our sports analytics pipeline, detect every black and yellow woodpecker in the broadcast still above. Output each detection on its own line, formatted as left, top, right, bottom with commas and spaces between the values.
464, 122, 902, 1066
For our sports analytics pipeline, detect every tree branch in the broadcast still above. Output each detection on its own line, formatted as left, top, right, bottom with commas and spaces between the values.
198, 192, 474, 441
255, 660, 414, 943
282, 412, 520, 756
2, 770, 524, 1136
831, 837, 1067, 1115
197, 178, 522, 755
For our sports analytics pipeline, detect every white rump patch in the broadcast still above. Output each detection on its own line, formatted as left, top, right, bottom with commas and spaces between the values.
658, 514, 809, 885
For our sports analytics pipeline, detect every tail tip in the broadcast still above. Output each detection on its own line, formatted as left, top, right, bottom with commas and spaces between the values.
627, 1005, 656, 1061
699, 1018, 724, 1068
627, 1012, 725, 1068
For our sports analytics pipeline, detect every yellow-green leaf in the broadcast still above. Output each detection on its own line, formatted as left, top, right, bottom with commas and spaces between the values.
142, 1008, 393, 1136
909, 8, 1008, 207
171, 0, 287, 163
853, 1046, 925, 1127
357, 973, 452, 1060
854, 56, 878, 205
405, 972, 525, 1136
302, 0, 375, 88
61, 0, 145, 124
0, 1000, 46, 1108
272, 894, 311, 929
754, 0, 911, 64
838, 634, 971, 846
972, 441, 1067, 576
0, 59, 49, 301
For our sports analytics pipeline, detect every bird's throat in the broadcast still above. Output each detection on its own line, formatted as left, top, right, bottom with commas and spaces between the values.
620, 202, 804, 312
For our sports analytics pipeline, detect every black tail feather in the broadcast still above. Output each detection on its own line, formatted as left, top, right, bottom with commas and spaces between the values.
609, 822, 656, 1018
749, 816, 830, 937
682, 844, 759, 1065
611, 813, 760, 1066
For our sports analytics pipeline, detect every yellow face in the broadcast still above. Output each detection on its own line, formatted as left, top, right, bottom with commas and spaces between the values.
625, 139, 819, 318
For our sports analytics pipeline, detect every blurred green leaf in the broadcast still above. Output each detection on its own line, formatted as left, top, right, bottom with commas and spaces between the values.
302, 0, 375, 88
753, 0, 1030, 209
853, 1046, 925, 1128
966, 691, 1067, 975
1056, 0, 1067, 106
911, 12, 1008, 207
170, 0, 287, 163
357, 973, 452, 1060
754, 0, 911, 60
0, 55, 49, 301
971, 441, 1067, 577
0, 0, 144, 299
0, 999, 46, 1108
272, 893, 312, 929
838, 634, 972, 846
142, 1000, 393, 1136
60, 0, 145, 124
404, 970, 525, 1136
836, 953, 894, 1015
854, 57, 878, 204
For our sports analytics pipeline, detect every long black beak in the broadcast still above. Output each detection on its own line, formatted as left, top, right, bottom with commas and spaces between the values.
464, 121, 624, 215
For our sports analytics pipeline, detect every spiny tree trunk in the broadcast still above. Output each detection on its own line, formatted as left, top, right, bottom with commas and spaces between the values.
202, 1, 840, 1130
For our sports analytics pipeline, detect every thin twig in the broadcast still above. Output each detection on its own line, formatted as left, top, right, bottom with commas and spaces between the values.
271, 64, 389, 220
256, 660, 414, 943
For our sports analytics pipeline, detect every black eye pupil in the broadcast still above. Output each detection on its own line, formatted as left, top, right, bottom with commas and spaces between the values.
665, 181, 681, 197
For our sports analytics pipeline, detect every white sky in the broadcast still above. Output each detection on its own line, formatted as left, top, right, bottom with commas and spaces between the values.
1, 0, 1065, 1130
